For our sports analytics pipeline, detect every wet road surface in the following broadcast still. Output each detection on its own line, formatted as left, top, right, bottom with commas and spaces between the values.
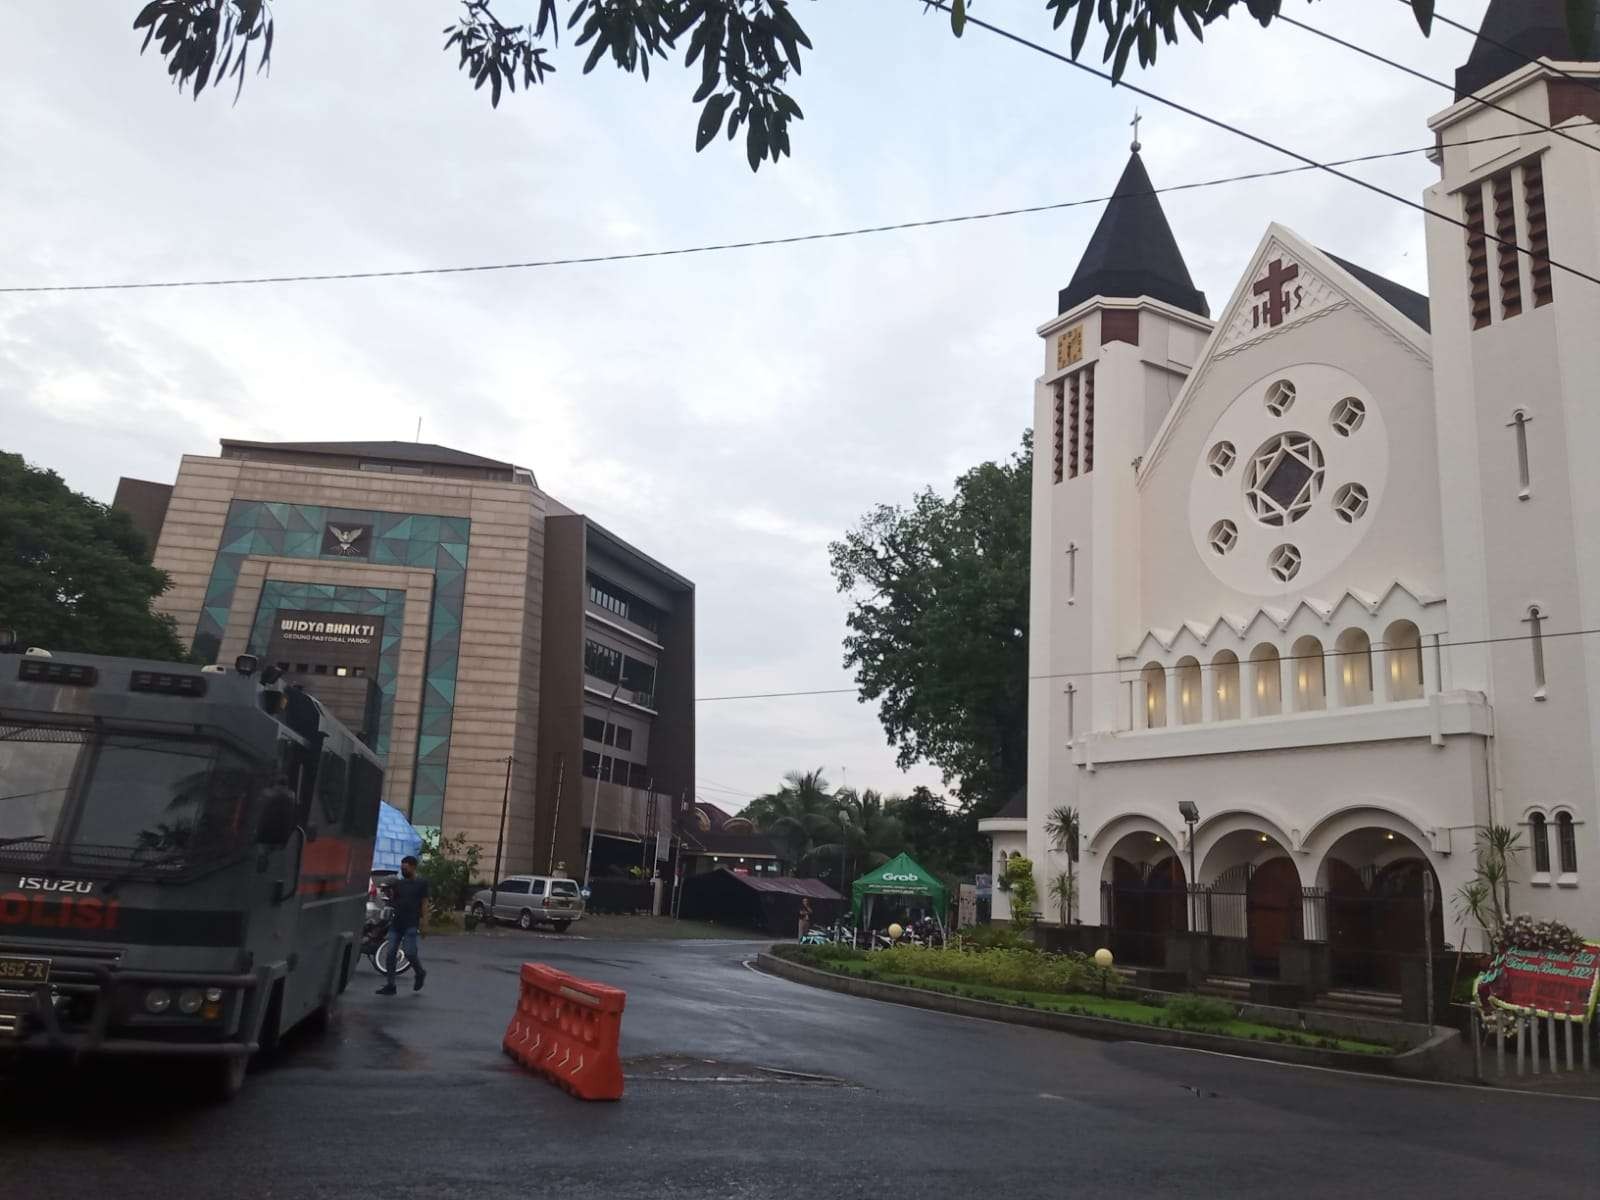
2, 932, 1595, 1199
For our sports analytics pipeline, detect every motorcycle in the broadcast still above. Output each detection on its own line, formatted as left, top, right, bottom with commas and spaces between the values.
362, 895, 413, 976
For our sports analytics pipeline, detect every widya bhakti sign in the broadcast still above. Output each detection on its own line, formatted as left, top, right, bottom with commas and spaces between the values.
273, 611, 384, 651
1475, 944, 1600, 1021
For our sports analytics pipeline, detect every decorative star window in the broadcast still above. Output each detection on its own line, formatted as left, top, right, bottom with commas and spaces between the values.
1207, 441, 1237, 477
1333, 482, 1370, 523
1208, 520, 1239, 555
1245, 433, 1325, 526
1268, 543, 1302, 582
1265, 379, 1296, 417
1330, 397, 1366, 437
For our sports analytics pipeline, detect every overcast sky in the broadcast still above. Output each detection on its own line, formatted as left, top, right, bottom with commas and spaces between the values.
0, 1, 1489, 811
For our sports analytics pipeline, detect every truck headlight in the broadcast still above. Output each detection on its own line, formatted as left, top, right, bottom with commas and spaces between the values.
144, 989, 172, 1015
177, 989, 205, 1015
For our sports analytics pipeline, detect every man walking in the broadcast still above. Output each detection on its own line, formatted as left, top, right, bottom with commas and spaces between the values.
376, 854, 429, 996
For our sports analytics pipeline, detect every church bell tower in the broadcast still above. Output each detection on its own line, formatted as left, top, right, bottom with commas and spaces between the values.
1425, 0, 1600, 898
1025, 135, 1213, 886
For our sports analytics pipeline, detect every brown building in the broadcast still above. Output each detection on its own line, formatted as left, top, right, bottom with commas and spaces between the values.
116, 438, 694, 880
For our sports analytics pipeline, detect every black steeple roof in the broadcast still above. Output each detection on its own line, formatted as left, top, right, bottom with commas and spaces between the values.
1057, 151, 1209, 318
1455, 0, 1600, 100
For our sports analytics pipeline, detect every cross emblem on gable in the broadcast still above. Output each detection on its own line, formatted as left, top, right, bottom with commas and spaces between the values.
1251, 257, 1302, 329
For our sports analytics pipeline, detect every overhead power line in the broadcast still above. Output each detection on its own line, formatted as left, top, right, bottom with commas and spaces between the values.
0, 130, 1539, 296
1278, 13, 1600, 158
919, 1, 1600, 294
693, 620, 1600, 703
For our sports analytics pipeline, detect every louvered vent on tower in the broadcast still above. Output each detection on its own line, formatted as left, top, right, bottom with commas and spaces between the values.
1052, 381, 1065, 484
1082, 366, 1096, 474
1493, 170, 1522, 319
1523, 158, 1553, 308
1463, 184, 1492, 329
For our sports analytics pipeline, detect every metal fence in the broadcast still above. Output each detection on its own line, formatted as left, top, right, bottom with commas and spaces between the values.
1473, 1006, 1597, 1078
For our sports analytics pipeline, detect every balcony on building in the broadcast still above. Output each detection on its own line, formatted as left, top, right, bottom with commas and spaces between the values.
1085, 616, 1492, 766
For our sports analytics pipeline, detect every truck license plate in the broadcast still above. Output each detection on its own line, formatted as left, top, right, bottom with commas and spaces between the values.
0, 957, 50, 984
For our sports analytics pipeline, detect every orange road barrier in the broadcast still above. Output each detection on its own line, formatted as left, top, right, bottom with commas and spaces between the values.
502, 961, 626, 1101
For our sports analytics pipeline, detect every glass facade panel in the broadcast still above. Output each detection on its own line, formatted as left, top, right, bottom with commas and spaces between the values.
195, 498, 470, 826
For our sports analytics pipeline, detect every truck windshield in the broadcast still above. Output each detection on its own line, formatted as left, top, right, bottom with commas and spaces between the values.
0, 725, 84, 845
0, 725, 259, 868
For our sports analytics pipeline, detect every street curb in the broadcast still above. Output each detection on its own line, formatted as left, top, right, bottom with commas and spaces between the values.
755, 952, 1462, 1078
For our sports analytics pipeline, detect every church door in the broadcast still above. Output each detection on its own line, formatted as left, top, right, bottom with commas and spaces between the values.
1246, 858, 1300, 978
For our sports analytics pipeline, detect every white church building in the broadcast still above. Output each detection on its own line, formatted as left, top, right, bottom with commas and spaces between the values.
984, 1, 1599, 1001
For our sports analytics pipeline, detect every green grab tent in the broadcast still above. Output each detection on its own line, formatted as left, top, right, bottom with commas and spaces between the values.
851, 852, 949, 925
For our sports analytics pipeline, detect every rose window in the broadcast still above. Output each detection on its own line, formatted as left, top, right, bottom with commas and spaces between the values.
1265, 379, 1296, 417
1244, 433, 1325, 526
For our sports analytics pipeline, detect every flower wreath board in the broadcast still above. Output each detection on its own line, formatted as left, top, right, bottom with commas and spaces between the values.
1474, 942, 1600, 1022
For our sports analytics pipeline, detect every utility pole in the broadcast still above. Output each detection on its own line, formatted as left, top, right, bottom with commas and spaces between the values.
545, 753, 566, 874
582, 680, 624, 888
487, 755, 514, 926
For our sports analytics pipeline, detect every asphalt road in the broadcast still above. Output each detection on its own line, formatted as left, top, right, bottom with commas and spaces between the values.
2, 932, 1595, 1199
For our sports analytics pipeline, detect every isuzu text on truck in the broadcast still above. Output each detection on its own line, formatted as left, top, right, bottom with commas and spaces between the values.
0, 636, 381, 1098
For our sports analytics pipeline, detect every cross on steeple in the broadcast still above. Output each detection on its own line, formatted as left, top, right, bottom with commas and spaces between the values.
1130, 109, 1142, 153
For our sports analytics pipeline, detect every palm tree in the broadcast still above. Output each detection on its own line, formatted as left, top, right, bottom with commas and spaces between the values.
811, 788, 904, 889
744, 768, 837, 873
1044, 805, 1079, 924
1048, 871, 1076, 926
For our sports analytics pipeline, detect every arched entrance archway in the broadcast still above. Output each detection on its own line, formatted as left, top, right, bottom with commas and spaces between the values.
1319, 827, 1445, 992
1100, 830, 1187, 967
1199, 827, 1300, 979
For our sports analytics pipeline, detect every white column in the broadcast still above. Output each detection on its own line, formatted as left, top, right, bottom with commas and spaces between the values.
1320, 651, 1336, 711
1201, 665, 1217, 723
1134, 677, 1149, 730
1426, 633, 1443, 696
1166, 669, 1180, 727
1241, 660, 1258, 719
1373, 642, 1392, 703
1280, 655, 1296, 713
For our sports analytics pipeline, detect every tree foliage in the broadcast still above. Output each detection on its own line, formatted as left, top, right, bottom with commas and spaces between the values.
1002, 854, 1038, 929
418, 828, 483, 928
133, 0, 811, 171
829, 431, 1031, 819
128, 1, 1600, 170
947, 1, 1598, 78
0, 452, 189, 661
740, 771, 985, 888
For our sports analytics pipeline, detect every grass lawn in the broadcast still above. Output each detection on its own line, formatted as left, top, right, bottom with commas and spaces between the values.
812, 956, 1394, 1055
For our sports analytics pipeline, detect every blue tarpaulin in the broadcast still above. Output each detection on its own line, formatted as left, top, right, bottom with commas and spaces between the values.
371, 802, 424, 871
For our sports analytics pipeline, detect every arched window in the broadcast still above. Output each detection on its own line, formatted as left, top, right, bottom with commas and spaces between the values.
1142, 662, 1167, 729
1249, 644, 1282, 716
1556, 812, 1578, 875
1335, 628, 1373, 706
1383, 621, 1424, 701
1529, 812, 1551, 874
1175, 657, 1202, 725
1290, 636, 1326, 712
1211, 651, 1240, 721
